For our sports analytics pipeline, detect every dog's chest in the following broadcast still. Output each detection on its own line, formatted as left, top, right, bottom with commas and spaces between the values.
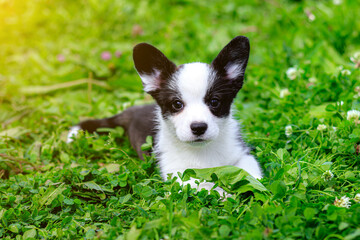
155, 125, 246, 179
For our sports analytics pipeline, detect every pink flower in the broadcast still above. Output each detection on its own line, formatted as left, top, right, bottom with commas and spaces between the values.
115, 51, 122, 58
57, 54, 65, 62
101, 51, 112, 61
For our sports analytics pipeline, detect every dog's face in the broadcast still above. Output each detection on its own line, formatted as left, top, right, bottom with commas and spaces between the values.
133, 36, 250, 144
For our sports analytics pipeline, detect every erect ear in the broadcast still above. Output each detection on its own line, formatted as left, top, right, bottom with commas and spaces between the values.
133, 43, 176, 93
211, 36, 250, 90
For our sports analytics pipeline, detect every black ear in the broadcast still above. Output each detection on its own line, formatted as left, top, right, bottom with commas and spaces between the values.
211, 36, 250, 90
133, 43, 176, 92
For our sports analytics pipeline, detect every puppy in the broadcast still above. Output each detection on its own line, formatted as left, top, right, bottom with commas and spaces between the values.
68, 36, 263, 194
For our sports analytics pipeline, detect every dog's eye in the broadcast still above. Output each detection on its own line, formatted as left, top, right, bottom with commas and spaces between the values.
209, 98, 220, 108
171, 100, 184, 111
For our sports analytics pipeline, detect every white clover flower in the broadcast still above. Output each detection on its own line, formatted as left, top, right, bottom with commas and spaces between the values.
347, 110, 360, 122
341, 69, 351, 76
333, 0, 342, 4
350, 52, 360, 64
286, 67, 304, 80
322, 170, 334, 181
354, 193, 360, 203
280, 88, 290, 98
285, 125, 293, 137
334, 196, 351, 208
286, 68, 297, 80
308, 14, 315, 22
317, 124, 327, 131
336, 101, 344, 106
305, 10, 316, 22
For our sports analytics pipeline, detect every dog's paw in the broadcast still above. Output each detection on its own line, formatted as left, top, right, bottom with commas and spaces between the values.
66, 126, 81, 143
212, 186, 232, 199
178, 178, 232, 200
196, 182, 232, 199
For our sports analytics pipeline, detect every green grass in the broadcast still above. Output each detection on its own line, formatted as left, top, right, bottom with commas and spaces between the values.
1, 0, 360, 239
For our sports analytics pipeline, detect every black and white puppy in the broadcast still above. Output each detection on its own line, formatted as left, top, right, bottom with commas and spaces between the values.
68, 36, 262, 193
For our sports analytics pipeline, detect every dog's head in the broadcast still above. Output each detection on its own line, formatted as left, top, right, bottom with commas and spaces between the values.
133, 36, 250, 144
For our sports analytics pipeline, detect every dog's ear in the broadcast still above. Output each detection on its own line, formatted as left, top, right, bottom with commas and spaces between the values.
133, 43, 176, 93
211, 36, 250, 90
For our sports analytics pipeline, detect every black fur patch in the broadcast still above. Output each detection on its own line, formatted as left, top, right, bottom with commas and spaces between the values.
149, 85, 183, 119
204, 72, 238, 117
133, 43, 176, 90
206, 36, 250, 117
133, 43, 184, 119
211, 36, 250, 84
77, 104, 158, 159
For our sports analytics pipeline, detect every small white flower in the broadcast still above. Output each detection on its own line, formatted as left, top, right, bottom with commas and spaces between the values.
347, 110, 360, 122
285, 125, 293, 137
305, 10, 316, 22
333, 0, 342, 5
354, 193, 360, 203
341, 69, 351, 76
350, 52, 360, 63
334, 196, 351, 208
351, 52, 360, 68
322, 170, 334, 181
308, 14, 315, 22
286, 68, 297, 80
286, 67, 303, 80
317, 124, 327, 131
280, 88, 290, 98
332, 127, 337, 131
336, 101, 344, 106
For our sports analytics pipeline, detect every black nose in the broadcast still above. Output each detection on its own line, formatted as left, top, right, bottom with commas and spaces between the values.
190, 122, 208, 136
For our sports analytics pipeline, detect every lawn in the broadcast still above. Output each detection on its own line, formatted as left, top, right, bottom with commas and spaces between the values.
1, 0, 360, 239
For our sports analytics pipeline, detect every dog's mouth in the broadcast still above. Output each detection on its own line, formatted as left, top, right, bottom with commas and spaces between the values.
187, 138, 210, 146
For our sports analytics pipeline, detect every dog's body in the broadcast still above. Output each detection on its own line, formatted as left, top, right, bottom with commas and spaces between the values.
68, 36, 263, 193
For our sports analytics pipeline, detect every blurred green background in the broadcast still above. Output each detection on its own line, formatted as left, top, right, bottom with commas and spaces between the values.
1, 0, 359, 101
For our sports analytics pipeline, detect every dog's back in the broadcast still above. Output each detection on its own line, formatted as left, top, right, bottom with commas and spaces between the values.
68, 104, 157, 158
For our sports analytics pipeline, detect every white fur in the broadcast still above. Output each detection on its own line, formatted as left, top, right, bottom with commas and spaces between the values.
139, 69, 161, 92
154, 63, 262, 193
170, 63, 219, 142
156, 114, 262, 178
67, 125, 80, 143
225, 63, 244, 79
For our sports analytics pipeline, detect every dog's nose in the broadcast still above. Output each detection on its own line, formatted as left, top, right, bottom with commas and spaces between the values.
190, 122, 208, 136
